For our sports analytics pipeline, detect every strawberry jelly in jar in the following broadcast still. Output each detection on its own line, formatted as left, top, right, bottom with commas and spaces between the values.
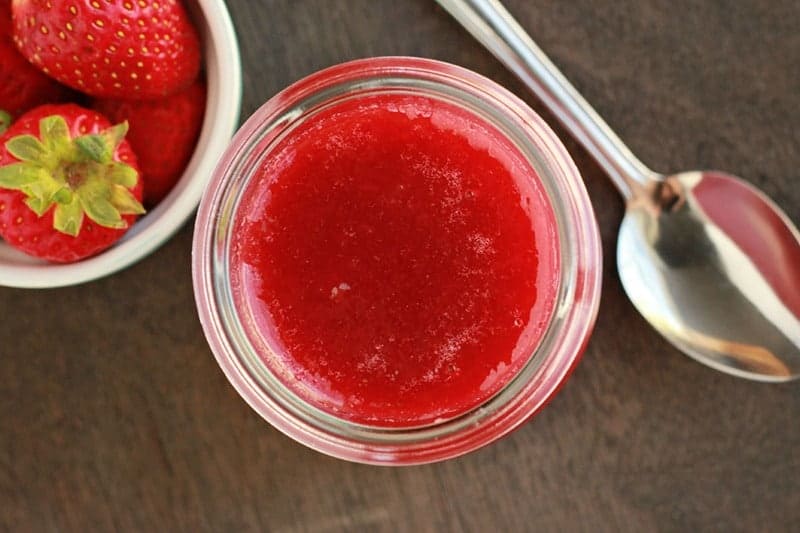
193, 58, 602, 465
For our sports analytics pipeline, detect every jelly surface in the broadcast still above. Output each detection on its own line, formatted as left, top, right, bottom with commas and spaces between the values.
231, 93, 560, 426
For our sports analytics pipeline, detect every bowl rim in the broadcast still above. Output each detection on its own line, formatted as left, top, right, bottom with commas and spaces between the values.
0, 0, 243, 288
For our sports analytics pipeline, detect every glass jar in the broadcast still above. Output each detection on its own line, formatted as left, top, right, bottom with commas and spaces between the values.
192, 57, 602, 465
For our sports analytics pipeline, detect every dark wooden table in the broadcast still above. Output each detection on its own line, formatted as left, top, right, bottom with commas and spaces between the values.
2, 1, 799, 531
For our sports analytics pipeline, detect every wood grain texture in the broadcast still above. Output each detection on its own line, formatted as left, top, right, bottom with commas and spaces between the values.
1, 0, 799, 531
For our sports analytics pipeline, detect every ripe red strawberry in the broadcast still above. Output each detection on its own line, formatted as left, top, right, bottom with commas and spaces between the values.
0, 0, 72, 116
0, 103, 144, 262
94, 79, 205, 205
10, 0, 201, 100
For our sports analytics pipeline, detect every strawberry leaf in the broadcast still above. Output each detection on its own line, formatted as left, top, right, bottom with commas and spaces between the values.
6, 135, 48, 163
0, 163, 42, 189
81, 197, 127, 229
54, 188, 73, 204
106, 163, 139, 188
75, 135, 113, 164
53, 197, 84, 236
20, 175, 64, 206
0, 110, 11, 136
109, 185, 145, 215
24, 196, 50, 217
101, 122, 129, 153
78, 182, 127, 229
40, 116, 72, 155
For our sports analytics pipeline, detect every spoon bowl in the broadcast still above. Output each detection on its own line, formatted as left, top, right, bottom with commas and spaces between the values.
438, 0, 800, 380
618, 171, 800, 381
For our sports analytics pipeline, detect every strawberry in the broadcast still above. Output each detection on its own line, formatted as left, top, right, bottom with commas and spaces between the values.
0, 0, 72, 116
11, 0, 201, 100
0, 103, 144, 262
93, 79, 205, 205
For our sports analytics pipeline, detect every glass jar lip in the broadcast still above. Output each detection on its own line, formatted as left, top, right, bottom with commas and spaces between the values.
192, 56, 602, 465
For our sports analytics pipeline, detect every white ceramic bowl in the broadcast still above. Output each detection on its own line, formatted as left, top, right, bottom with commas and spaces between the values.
0, 0, 242, 288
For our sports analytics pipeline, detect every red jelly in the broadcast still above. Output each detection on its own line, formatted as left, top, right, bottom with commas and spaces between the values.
230, 93, 560, 426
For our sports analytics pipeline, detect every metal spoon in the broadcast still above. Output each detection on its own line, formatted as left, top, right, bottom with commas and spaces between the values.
437, 0, 800, 381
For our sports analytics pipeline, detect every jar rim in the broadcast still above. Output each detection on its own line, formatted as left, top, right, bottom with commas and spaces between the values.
192, 57, 602, 465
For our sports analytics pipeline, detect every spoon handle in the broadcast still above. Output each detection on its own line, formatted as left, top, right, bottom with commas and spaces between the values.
436, 0, 655, 199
